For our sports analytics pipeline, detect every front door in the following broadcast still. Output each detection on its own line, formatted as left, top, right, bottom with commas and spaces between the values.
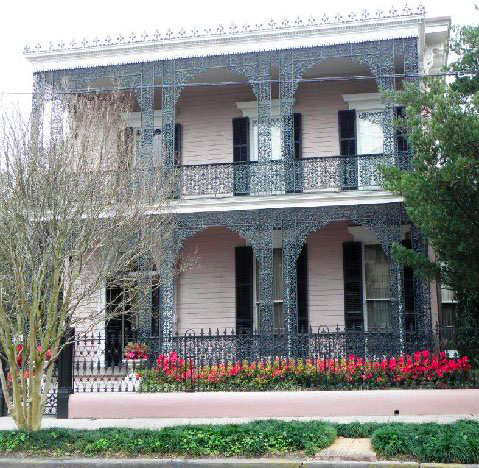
105, 284, 135, 367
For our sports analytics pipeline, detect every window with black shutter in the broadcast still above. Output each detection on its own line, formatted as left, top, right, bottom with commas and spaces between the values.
288, 113, 304, 193
235, 246, 254, 332
174, 123, 182, 165
232, 117, 250, 162
294, 113, 302, 159
233, 117, 250, 195
338, 110, 356, 156
338, 110, 357, 189
402, 239, 416, 331
297, 244, 308, 332
395, 107, 409, 154
343, 241, 364, 330
151, 283, 160, 337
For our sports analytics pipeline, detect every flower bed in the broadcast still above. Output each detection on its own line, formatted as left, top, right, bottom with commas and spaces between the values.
139, 350, 472, 392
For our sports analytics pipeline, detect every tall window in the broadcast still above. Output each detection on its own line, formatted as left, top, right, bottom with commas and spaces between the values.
364, 245, 391, 329
126, 124, 182, 165
440, 287, 457, 329
255, 248, 284, 332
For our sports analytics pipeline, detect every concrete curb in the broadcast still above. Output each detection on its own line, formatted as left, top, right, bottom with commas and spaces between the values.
0, 459, 474, 467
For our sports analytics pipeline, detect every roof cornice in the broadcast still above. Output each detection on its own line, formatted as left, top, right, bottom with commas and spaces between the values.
24, 5, 426, 72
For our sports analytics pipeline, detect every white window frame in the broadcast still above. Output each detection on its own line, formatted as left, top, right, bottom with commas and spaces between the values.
342, 93, 385, 190
362, 243, 391, 331
123, 111, 164, 165
251, 230, 284, 331
236, 100, 284, 161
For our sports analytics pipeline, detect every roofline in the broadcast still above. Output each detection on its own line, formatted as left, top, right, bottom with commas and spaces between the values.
24, 5, 426, 60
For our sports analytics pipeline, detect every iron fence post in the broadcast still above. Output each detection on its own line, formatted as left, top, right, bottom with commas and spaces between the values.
57, 327, 75, 419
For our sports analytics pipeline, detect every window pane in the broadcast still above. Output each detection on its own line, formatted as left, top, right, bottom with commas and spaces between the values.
153, 128, 162, 163
441, 303, 457, 328
274, 303, 284, 332
271, 124, 282, 160
357, 118, 383, 155
367, 300, 391, 329
441, 287, 456, 303
365, 245, 389, 299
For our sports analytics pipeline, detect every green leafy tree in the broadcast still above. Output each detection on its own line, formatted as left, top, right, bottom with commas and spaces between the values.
382, 23, 479, 346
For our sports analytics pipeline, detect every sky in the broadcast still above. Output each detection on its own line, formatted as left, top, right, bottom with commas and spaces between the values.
0, 0, 477, 111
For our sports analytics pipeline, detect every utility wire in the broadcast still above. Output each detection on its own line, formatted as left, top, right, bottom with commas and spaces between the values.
1, 70, 478, 95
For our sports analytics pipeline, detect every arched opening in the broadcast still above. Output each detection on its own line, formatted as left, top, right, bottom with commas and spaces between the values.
289, 57, 405, 192
293, 58, 377, 160
302, 220, 411, 332
175, 226, 258, 334
176, 68, 256, 167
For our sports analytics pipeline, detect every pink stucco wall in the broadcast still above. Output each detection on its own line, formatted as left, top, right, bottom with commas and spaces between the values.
306, 221, 354, 329
70, 389, 479, 419
295, 80, 376, 157
175, 80, 377, 165
175, 223, 355, 333
176, 227, 246, 333
176, 84, 255, 165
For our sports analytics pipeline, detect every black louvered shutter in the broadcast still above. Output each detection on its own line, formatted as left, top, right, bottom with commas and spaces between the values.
402, 239, 416, 331
297, 244, 308, 332
338, 110, 356, 156
151, 284, 160, 337
395, 107, 409, 154
294, 113, 302, 159
288, 113, 303, 193
235, 246, 253, 333
343, 241, 363, 330
174, 123, 182, 165
233, 117, 249, 162
338, 110, 357, 189
233, 117, 250, 195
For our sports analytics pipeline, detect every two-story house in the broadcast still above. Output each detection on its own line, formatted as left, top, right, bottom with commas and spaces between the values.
24, 6, 451, 360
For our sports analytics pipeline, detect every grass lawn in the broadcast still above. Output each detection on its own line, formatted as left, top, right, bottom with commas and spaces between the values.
1, 420, 479, 463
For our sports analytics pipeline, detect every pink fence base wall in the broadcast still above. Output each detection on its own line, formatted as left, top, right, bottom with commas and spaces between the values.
69, 389, 479, 419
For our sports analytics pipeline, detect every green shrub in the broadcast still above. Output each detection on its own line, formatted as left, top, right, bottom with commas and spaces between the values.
371, 420, 479, 463
335, 421, 387, 438
0, 420, 336, 457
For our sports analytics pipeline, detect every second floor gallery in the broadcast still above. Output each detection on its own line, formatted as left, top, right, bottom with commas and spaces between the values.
24, 8, 449, 203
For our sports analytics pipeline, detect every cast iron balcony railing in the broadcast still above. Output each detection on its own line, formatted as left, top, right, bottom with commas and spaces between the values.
175, 152, 411, 199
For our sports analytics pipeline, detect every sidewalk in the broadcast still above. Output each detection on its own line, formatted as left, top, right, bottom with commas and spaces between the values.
1, 414, 478, 430
0, 458, 474, 467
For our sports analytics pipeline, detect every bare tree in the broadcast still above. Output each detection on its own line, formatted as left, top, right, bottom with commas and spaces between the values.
0, 92, 176, 430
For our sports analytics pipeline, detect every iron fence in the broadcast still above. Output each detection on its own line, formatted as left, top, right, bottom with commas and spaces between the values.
0, 324, 464, 417
68, 325, 469, 393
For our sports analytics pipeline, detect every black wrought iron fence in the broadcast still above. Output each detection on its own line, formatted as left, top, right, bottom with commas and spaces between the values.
67, 325, 460, 393
0, 323, 466, 418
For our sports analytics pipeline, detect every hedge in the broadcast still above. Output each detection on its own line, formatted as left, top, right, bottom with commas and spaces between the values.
371, 420, 479, 464
0, 420, 336, 457
1, 420, 479, 463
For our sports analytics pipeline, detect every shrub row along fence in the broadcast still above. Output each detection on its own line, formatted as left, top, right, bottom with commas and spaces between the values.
0, 325, 475, 418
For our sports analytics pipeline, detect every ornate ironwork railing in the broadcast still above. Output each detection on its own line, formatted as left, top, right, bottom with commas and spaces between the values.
176, 152, 411, 199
